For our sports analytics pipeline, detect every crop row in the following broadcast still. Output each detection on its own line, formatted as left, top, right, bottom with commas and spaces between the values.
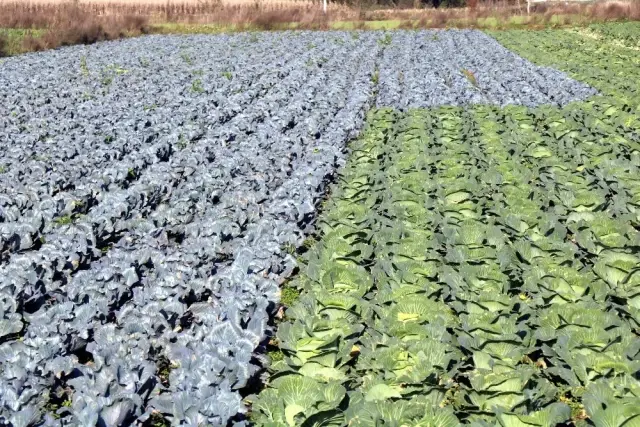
0, 31, 596, 261
0, 32, 382, 426
0, 30, 607, 426
588, 22, 640, 49
491, 29, 640, 107
0, 33, 337, 256
376, 30, 595, 109
252, 100, 640, 424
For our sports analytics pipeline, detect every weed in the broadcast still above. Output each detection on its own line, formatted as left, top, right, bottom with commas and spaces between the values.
146, 412, 171, 427
377, 33, 393, 46
112, 66, 128, 75
281, 287, 300, 306
301, 236, 317, 251
282, 243, 297, 256
221, 70, 233, 80
0, 32, 7, 58
44, 397, 72, 419
371, 68, 380, 85
176, 134, 188, 149
557, 387, 588, 422
72, 199, 86, 210
267, 349, 285, 362
443, 72, 453, 88
156, 355, 176, 388
461, 68, 478, 87
139, 57, 150, 67
53, 215, 73, 226
191, 79, 204, 93
80, 55, 89, 76
101, 73, 113, 87
180, 51, 192, 65
0, 165, 6, 174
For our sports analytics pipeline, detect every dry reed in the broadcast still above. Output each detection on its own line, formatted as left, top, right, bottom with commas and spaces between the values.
0, 0, 639, 55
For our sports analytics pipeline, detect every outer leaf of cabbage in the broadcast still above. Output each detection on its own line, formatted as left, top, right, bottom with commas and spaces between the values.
497, 403, 571, 427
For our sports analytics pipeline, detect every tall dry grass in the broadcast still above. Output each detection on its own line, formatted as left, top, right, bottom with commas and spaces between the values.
0, 1, 352, 27
0, 0, 639, 56
0, 2, 150, 54
0, 33, 8, 57
591, 0, 640, 19
0, 1, 353, 29
1, 0, 639, 28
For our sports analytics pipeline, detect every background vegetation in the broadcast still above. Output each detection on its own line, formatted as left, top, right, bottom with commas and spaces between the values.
0, 0, 639, 57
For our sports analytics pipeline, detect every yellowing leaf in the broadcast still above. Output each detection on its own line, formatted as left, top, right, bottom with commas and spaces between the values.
365, 384, 402, 402
285, 404, 305, 426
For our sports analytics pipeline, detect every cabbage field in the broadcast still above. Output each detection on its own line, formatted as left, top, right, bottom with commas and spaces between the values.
0, 26, 638, 427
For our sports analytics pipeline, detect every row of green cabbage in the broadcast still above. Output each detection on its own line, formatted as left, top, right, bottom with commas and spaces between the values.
588, 21, 640, 49
491, 29, 640, 110
249, 102, 640, 425
248, 28, 640, 426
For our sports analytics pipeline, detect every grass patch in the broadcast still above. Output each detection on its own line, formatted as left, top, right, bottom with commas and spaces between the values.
377, 32, 394, 45
151, 22, 245, 34
267, 348, 285, 362
461, 68, 478, 87
0, 4, 149, 56
145, 412, 171, 427
0, 10, 637, 58
281, 287, 300, 307
331, 19, 404, 30
0, 28, 45, 55
52, 213, 85, 227
52, 216, 73, 227
371, 67, 380, 85
44, 396, 71, 419
190, 78, 204, 93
